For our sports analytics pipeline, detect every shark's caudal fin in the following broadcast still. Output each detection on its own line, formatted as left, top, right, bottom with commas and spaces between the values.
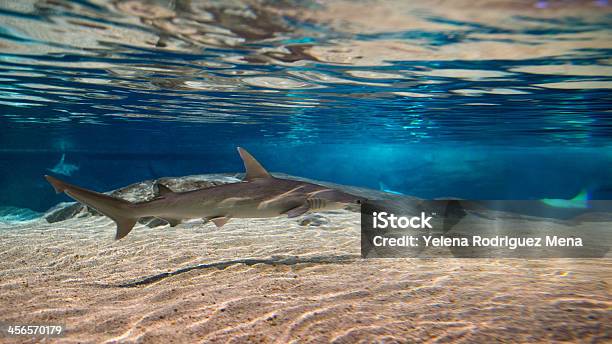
44, 175, 139, 240
237, 147, 271, 181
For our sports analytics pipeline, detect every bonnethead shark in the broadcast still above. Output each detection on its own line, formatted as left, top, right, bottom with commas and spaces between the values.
45, 147, 365, 239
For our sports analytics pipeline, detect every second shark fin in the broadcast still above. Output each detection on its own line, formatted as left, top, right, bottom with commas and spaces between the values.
154, 182, 174, 196
237, 147, 271, 181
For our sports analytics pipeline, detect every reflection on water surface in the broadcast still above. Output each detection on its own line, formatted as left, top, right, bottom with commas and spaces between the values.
0, 0, 610, 145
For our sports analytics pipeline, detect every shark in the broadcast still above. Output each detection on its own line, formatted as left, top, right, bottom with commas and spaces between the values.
47, 153, 79, 176
45, 147, 365, 240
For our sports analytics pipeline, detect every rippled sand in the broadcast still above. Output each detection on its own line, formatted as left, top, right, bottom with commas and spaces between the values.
1, 211, 610, 343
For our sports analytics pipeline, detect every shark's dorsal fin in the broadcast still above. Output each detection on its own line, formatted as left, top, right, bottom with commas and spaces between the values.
154, 182, 174, 196
237, 147, 271, 181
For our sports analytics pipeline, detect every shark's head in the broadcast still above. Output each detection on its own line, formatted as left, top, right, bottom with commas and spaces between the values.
236, 146, 366, 213
308, 189, 366, 211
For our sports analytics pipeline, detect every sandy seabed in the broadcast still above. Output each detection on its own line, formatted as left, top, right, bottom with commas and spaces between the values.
0, 210, 610, 343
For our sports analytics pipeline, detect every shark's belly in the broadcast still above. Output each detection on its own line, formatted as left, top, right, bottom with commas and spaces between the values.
160, 196, 302, 219
226, 198, 303, 218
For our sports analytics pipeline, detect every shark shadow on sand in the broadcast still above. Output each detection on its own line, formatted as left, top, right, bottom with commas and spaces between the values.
91, 254, 360, 288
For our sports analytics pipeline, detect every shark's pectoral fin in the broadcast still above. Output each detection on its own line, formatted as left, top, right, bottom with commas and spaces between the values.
209, 216, 230, 228
284, 204, 310, 218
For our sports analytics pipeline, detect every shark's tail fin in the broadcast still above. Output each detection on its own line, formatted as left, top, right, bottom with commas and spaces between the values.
45, 175, 139, 240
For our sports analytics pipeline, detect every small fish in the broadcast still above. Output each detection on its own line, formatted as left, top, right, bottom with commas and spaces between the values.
45, 147, 365, 239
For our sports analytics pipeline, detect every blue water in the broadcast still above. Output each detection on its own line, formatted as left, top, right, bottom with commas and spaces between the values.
0, 0, 611, 214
